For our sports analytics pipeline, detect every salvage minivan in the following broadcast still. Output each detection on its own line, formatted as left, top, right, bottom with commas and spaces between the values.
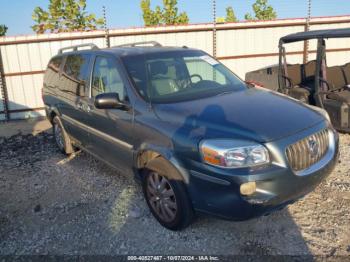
42, 42, 339, 230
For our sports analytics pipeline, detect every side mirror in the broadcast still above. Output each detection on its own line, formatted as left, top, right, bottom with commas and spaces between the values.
94, 93, 126, 110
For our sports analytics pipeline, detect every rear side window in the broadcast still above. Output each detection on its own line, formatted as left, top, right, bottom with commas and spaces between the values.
62, 54, 91, 97
91, 56, 126, 100
44, 56, 63, 88
48, 56, 63, 72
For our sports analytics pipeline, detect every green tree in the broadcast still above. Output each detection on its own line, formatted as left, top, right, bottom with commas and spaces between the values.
225, 6, 238, 22
141, 0, 162, 26
245, 0, 277, 21
140, 0, 189, 26
32, 0, 104, 34
162, 0, 189, 25
216, 17, 226, 23
0, 24, 8, 36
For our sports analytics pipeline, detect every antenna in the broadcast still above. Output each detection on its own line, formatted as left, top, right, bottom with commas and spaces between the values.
103, 6, 110, 48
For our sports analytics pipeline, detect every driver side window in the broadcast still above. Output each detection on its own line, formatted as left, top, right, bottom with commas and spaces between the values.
91, 56, 126, 100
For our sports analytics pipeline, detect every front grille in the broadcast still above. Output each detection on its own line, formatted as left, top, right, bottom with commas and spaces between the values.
286, 129, 329, 172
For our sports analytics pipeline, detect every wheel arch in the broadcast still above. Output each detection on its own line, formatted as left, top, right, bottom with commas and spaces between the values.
47, 106, 60, 124
135, 144, 190, 184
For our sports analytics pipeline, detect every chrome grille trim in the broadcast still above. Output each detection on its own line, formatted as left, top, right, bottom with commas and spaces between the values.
286, 129, 330, 172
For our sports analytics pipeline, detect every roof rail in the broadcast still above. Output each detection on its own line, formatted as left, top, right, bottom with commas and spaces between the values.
58, 43, 99, 54
115, 41, 162, 48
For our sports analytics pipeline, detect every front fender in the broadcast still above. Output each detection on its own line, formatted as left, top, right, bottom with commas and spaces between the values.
134, 143, 190, 184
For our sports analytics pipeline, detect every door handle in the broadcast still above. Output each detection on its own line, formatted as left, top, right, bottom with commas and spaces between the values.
77, 102, 93, 112
77, 102, 83, 110
86, 105, 92, 113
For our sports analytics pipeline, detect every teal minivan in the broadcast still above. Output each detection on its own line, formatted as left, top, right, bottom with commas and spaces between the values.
43, 42, 339, 230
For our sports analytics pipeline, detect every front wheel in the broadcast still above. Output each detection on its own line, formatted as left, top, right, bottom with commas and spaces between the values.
142, 157, 194, 231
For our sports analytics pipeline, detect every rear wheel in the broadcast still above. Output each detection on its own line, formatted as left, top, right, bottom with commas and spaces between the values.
52, 116, 74, 155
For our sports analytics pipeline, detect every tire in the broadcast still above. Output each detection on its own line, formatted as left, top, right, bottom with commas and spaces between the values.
52, 116, 74, 155
142, 157, 195, 231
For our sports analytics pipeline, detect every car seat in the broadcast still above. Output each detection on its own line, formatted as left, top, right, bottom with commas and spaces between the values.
326, 65, 350, 103
149, 61, 179, 96
285, 64, 311, 103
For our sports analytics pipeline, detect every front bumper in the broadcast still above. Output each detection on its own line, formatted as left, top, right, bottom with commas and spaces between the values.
184, 122, 339, 220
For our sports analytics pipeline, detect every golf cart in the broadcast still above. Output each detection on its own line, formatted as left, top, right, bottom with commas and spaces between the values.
246, 28, 350, 132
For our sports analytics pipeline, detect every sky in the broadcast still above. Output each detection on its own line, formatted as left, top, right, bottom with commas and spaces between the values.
0, 0, 350, 36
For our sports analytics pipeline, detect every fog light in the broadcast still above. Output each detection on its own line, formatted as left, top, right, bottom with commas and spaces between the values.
240, 182, 256, 196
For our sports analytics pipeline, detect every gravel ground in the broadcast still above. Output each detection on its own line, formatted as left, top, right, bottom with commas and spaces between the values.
0, 127, 349, 257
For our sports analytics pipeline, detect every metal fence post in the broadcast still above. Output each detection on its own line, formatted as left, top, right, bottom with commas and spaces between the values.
0, 48, 9, 122
303, 0, 312, 64
212, 0, 217, 58
103, 6, 110, 48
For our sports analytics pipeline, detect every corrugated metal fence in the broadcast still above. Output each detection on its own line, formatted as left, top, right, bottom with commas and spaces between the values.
0, 15, 350, 120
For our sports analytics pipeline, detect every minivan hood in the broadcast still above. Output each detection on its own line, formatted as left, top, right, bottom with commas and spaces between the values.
153, 88, 325, 143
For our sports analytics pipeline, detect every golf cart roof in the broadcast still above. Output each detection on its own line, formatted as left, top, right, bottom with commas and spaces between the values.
280, 28, 350, 44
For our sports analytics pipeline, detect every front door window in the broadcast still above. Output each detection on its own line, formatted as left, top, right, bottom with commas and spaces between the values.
91, 56, 126, 100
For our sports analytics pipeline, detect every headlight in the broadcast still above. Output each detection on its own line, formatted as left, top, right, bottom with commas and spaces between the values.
200, 139, 270, 168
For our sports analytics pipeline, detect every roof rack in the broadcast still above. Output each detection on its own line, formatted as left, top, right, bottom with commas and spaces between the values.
115, 41, 162, 48
58, 43, 99, 54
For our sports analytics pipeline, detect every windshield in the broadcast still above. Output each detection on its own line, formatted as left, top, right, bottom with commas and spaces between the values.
121, 50, 247, 103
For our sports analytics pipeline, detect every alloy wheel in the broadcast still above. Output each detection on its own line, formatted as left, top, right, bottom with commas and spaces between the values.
146, 172, 177, 222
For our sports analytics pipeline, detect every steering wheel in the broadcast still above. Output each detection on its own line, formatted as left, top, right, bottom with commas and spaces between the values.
190, 74, 203, 83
